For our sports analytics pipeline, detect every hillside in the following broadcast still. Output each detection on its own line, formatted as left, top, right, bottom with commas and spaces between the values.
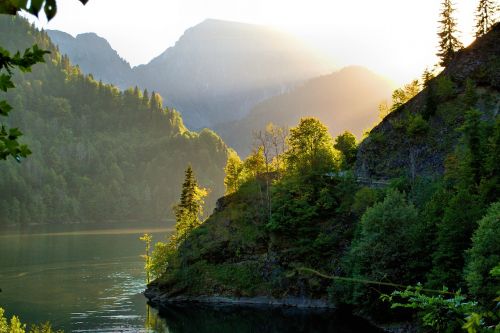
47, 30, 134, 89
216, 66, 393, 155
49, 19, 334, 129
145, 24, 499, 328
356, 23, 500, 181
0, 16, 229, 225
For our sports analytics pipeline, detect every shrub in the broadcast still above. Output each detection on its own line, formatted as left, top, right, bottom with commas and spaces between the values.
465, 202, 500, 304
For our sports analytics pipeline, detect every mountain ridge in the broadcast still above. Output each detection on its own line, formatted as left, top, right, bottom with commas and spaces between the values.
48, 18, 335, 129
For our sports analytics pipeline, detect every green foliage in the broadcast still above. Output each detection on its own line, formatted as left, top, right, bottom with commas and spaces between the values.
0, 0, 88, 21
464, 79, 478, 109
223, 149, 243, 194
406, 113, 429, 137
391, 79, 421, 111
140, 233, 153, 283
475, 0, 498, 37
347, 190, 422, 309
0, 44, 48, 161
351, 187, 379, 216
382, 285, 477, 333
437, 0, 463, 67
427, 189, 484, 289
149, 240, 175, 279
285, 117, 337, 175
465, 202, 500, 304
0, 17, 229, 225
436, 75, 455, 98
334, 131, 357, 169
174, 165, 208, 243
0, 307, 62, 333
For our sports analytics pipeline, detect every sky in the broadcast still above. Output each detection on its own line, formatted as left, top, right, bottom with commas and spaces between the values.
25, 0, 478, 86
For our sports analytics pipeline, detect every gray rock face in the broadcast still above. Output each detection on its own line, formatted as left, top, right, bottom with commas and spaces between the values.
355, 23, 500, 181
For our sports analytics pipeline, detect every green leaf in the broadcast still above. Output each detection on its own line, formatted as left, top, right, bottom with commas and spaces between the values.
0, 74, 15, 92
28, 0, 44, 17
44, 0, 57, 20
0, 100, 12, 116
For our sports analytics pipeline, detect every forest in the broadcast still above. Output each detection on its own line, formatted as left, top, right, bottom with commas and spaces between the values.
145, 14, 500, 332
0, 0, 498, 332
0, 16, 229, 225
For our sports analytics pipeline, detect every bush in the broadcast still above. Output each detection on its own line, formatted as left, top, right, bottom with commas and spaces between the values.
348, 190, 421, 309
351, 187, 379, 216
406, 113, 429, 137
465, 202, 500, 304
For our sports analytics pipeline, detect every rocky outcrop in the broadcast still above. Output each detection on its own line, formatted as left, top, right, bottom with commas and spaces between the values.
356, 23, 500, 181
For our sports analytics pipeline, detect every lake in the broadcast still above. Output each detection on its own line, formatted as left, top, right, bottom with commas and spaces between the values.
0, 223, 383, 332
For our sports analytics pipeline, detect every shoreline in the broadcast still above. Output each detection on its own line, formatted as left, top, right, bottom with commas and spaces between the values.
144, 286, 417, 332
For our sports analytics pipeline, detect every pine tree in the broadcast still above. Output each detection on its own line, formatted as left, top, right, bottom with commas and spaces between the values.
475, 0, 498, 37
173, 165, 207, 242
142, 89, 149, 106
437, 0, 463, 67
421, 67, 435, 89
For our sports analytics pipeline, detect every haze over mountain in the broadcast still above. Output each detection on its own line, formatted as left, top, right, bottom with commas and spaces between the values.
1, 16, 229, 225
216, 66, 393, 155
47, 30, 133, 89
48, 19, 335, 129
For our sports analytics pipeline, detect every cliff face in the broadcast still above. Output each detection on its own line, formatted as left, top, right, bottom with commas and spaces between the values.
355, 23, 500, 181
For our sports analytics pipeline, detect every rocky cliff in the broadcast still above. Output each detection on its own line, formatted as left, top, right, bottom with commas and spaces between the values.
355, 23, 500, 181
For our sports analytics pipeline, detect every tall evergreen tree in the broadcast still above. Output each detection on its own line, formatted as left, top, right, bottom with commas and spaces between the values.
475, 0, 498, 37
437, 0, 463, 67
173, 165, 207, 242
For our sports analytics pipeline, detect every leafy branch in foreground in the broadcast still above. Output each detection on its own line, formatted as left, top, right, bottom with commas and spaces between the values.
382, 264, 500, 333
0, 0, 88, 21
0, 45, 49, 161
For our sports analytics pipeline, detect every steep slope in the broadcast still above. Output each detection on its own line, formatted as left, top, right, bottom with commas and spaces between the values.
356, 23, 500, 181
0, 16, 229, 225
216, 66, 393, 155
47, 30, 134, 89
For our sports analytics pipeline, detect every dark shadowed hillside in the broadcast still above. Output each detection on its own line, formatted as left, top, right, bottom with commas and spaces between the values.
356, 23, 500, 181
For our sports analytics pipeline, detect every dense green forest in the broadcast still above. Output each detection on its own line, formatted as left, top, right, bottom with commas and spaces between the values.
146, 23, 500, 332
0, 16, 229, 225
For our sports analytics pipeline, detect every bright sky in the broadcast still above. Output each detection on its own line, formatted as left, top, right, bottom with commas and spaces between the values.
25, 0, 478, 86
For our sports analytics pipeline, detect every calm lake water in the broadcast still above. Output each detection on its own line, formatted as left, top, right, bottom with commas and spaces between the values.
0, 223, 383, 332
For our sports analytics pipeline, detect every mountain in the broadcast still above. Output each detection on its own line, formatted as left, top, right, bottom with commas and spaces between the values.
49, 19, 334, 129
47, 30, 134, 89
216, 66, 393, 155
356, 22, 500, 181
0, 16, 229, 225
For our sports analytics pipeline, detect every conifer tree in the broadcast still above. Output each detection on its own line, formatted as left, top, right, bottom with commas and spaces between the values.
150, 91, 163, 111
421, 67, 435, 89
437, 0, 463, 67
173, 165, 207, 242
142, 89, 149, 106
474, 0, 498, 37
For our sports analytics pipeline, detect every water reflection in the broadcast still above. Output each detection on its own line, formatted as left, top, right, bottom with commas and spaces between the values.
153, 304, 384, 333
0, 224, 383, 332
